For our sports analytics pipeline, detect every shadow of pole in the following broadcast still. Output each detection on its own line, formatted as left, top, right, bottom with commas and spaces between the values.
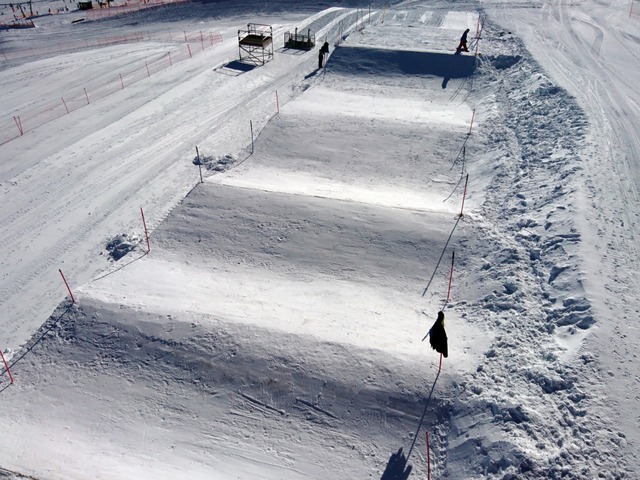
406, 356, 443, 461
449, 135, 469, 172
381, 355, 444, 479
92, 250, 148, 282
421, 215, 461, 298
380, 447, 413, 480
442, 173, 465, 203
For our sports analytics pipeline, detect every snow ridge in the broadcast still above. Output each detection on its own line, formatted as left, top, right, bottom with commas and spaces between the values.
446, 27, 629, 478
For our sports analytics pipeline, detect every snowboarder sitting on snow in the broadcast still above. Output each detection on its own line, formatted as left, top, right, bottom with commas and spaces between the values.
318, 41, 330, 68
456, 28, 470, 53
428, 311, 448, 358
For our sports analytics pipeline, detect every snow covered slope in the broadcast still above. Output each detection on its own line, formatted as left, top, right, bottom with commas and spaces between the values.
1, 0, 639, 478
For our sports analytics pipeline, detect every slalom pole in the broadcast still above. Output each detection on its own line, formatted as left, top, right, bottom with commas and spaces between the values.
460, 174, 469, 217
468, 108, 475, 135
250, 120, 254, 153
59, 269, 75, 303
196, 146, 203, 183
0, 350, 14, 384
140, 207, 150, 253
446, 251, 455, 302
462, 145, 466, 174
13, 116, 23, 136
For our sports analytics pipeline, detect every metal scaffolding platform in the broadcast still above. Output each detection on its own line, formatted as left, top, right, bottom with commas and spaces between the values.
238, 23, 273, 65
284, 28, 315, 50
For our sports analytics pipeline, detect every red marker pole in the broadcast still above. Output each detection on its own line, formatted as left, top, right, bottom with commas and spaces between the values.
250, 120, 254, 153
460, 174, 469, 217
446, 251, 455, 302
13, 116, 23, 135
0, 350, 13, 384
59, 269, 75, 303
140, 207, 150, 253
196, 146, 203, 183
61, 97, 69, 114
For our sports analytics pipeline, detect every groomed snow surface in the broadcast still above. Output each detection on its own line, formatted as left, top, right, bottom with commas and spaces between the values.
1, 0, 639, 479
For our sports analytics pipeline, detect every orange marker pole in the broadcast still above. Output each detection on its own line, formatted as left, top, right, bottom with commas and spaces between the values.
460, 174, 469, 217
141, 207, 150, 253
59, 269, 75, 303
446, 251, 455, 302
0, 350, 13, 384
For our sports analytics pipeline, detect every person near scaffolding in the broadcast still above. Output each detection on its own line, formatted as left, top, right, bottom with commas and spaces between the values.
318, 41, 330, 68
456, 28, 470, 53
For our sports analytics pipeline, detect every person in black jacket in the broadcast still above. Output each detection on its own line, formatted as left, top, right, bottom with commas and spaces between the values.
318, 41, 330, 68
456, 28, 470, 53
428, 311, 448, 358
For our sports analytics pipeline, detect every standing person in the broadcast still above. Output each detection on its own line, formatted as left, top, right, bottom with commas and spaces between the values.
456, 28, 470, 53
318, 41, 330, 68
427, 311, 448, 358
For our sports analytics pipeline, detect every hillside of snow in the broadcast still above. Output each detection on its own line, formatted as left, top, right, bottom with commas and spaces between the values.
1, 1, 639, 479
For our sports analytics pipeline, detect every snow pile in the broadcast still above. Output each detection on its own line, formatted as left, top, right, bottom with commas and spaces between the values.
105, 233, 141, 261
193, 152, 237, 172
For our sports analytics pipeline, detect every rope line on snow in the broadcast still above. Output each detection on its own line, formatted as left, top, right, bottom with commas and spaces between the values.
405, 354, 443, 462
421, 216, 461, 298
0, 303, 74, 394
407, 14, 486, 473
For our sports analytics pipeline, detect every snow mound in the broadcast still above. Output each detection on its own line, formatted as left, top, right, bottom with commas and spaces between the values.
193, 152, 237, 172
105, 233, 140, 261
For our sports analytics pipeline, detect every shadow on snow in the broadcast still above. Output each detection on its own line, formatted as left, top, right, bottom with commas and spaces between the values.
328, 45, 476, 80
